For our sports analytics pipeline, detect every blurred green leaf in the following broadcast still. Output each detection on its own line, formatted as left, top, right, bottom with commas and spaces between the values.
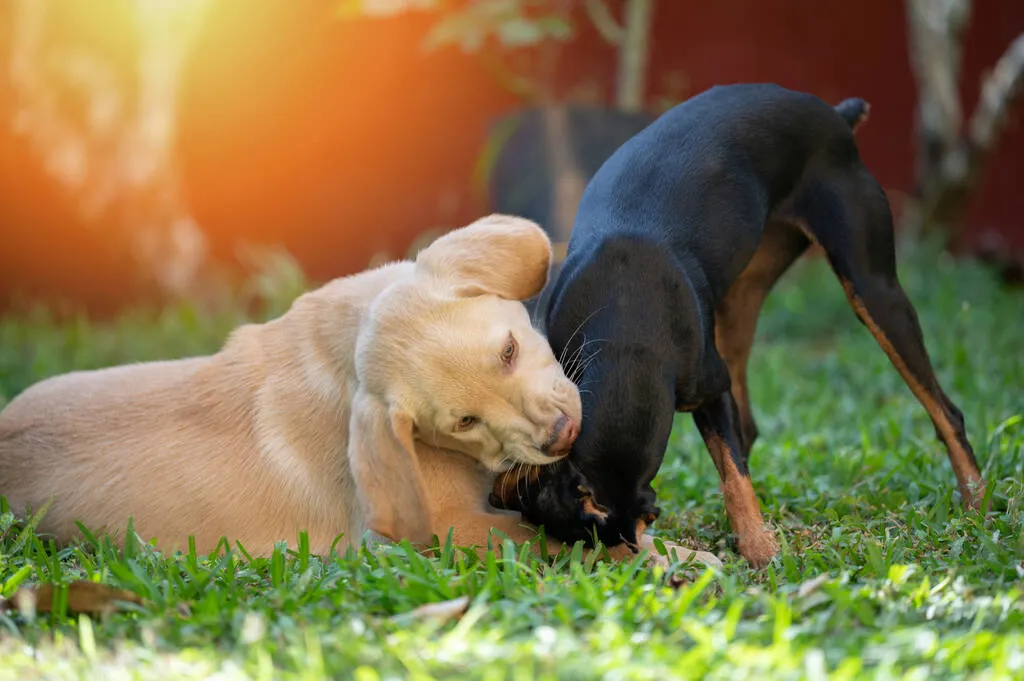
422, 0, 572, 53
337, 0, 439, 20
496, 16, 545, 47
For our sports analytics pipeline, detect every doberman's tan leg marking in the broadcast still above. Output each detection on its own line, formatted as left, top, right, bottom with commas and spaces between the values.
705, 432, 778, 566
840, 280, 986, 508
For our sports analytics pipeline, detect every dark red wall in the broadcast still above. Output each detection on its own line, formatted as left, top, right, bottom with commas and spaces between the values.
3, 1, 1022, 310
633, 0, 1024, 253
179, 0, 1024, 288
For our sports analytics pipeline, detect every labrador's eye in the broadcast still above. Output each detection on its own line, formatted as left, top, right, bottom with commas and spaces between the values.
455, 416, 478, 432
501, 335, 518, 366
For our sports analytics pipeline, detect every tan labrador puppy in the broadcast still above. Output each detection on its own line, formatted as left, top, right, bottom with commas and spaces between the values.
0, 214, 719, 568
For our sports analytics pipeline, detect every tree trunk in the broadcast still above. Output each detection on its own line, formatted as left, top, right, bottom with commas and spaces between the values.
540, 105, 588, 249
616, 0, 654, 113
538, 0, 587, 251
584, 0, 656, 113
904, 0, 1024, 244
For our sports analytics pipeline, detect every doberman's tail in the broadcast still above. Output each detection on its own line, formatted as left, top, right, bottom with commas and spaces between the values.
835, 98, 870, 132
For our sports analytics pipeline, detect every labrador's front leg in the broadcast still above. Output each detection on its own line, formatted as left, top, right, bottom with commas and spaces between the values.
432, 508, 553, 559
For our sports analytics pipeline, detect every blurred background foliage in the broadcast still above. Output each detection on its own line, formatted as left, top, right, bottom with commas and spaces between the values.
0, 0, 1022, 318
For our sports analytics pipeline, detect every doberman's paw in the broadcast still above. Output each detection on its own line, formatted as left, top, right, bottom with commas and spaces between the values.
737, 529, 779, 568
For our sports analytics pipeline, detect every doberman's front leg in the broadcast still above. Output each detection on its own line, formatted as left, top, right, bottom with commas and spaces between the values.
693, 392, 779, 567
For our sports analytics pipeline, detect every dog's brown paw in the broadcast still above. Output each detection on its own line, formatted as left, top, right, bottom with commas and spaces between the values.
737, 529, 779, 568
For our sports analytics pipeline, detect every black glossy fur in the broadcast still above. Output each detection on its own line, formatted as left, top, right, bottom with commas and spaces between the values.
493, 83, 984, 558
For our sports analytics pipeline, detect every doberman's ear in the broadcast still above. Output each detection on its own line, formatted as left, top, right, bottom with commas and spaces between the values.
491, 463, 542, 512
415, 214, 553, 301
576, 483, 610, 526
638, 487, 662, 527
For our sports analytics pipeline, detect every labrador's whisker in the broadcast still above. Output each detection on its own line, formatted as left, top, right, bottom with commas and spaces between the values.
569, 344, 605, 384
566, 337, 606, 379
573, 349, 603, 383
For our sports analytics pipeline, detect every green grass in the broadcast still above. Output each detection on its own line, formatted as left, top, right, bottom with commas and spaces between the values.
1, 243, 1022, 680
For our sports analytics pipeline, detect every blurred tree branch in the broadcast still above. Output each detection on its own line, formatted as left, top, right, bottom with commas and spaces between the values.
421, 0, 573, 105
345, 0, 657, 111
475, 47, 544, 101
338, 0, 659, 248
904, 0, 1024, 244
582, 0, 624, 45
408, 0, 655, 239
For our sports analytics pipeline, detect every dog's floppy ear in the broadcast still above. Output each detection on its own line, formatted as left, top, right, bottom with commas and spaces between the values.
577, 483, 610, 525
415, 214, 552, 301
347, 390, 434, 545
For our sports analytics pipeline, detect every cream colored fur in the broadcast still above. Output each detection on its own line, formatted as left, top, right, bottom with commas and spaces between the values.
0, 214, 719, 568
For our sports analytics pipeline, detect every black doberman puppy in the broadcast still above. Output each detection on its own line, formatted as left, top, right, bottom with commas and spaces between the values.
492, 83, 987, 567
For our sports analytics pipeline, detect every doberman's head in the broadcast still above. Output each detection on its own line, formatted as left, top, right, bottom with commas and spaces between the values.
490, 343, 677, 550
493, 234, 697, 551
490, 455, 662, 550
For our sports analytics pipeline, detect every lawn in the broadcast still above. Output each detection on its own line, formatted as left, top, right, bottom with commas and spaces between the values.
0, 242, 1021, 680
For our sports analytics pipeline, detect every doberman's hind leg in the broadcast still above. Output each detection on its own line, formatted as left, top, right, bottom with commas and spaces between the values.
797, 167, 986, 509
693, 392, 778, 567
714, 221, 811, 464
